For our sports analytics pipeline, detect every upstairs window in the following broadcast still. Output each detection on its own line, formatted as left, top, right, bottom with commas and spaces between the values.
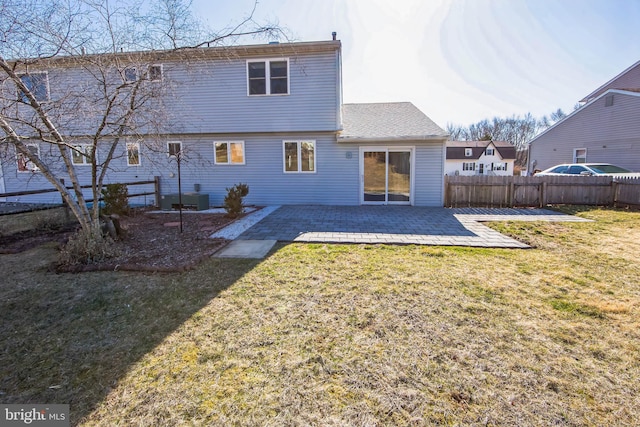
17, 144, 40, 172
124, 67, 138, 82
464, 148, 473, 157
485, 148, 495, 156
18, 72, 50, 102
127, 142, 141, 166
247, 59, 289, 95
71, 145, 94, 165
147, 65, 163, 82
214, 141, 245, 165
168, 141, 182, 158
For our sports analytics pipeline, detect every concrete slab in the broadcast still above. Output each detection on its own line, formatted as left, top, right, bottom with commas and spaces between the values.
214, 240, 277, 259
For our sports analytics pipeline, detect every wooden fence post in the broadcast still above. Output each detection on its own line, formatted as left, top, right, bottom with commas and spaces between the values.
611, 180, 618, 207
539, 181, 547, 208
154, 176, 161, 208
509, 181, 515, 208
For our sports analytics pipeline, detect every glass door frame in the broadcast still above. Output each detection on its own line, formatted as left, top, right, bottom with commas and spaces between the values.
359, 146, 415, 206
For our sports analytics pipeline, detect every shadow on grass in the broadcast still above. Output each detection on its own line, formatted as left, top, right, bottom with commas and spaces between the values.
0, 244, 262, 425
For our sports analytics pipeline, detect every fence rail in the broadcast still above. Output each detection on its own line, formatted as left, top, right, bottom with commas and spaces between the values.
0, 177, 160, 207
445, 175, 640, 208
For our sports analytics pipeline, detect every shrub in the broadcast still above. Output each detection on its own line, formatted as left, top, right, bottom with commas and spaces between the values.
223, 183, 249, 218
101, 183, 129, 216
58, 226, 120, 267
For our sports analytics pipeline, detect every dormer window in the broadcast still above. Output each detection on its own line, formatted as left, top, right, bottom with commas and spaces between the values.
464, 148, 473, 157
247, 59, 289, 95
485, 148, 495, 156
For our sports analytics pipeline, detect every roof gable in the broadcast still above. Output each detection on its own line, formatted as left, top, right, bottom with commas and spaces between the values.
531, 89, 640, 144
445, 140, 516, 160
339, 102, 447, 142
580, 60, 640, 103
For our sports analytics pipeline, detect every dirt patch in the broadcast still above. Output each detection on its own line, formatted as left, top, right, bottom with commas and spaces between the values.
1, 208, 239, 272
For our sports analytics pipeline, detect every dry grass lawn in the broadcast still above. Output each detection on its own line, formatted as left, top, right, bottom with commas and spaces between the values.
1, 207, 639, 426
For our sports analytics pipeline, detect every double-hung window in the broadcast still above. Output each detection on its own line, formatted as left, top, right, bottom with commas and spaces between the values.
574, 148, 587, 163
283, 140, 315, 173
71, 145, 94, 165
127, 142, 141, 166
462, 162, 475, 171
18, 72, 49, 102
17, 144, 40, 172
247, 59, 289, 95
485, 148, 495, 156
214, 141, 245, 165
167, 141, 182, 158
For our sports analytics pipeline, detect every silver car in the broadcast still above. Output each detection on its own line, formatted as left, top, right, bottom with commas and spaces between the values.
536, 163, 640, 177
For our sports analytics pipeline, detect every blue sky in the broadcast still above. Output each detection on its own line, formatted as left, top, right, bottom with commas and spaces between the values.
192, 0, 640, 127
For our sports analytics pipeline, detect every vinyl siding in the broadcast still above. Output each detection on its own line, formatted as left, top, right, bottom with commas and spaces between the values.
158, 133, 358, 206
157, 50, 340, 133
3, 135, 446, 207
414, 141, 445, 206
530, 92, 640, 172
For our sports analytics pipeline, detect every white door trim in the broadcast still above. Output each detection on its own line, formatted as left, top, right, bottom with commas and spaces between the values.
359, 146, 415, 206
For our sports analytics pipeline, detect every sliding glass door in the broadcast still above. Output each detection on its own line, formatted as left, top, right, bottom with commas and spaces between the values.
361, 147, 413, 205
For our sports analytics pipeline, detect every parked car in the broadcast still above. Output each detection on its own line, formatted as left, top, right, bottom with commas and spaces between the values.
535, 163, 640, 177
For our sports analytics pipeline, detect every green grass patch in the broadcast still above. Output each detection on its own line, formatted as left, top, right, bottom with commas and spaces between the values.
1, 208, 639, 425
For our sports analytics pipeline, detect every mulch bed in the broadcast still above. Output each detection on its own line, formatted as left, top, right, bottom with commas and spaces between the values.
1, 208, 239, 272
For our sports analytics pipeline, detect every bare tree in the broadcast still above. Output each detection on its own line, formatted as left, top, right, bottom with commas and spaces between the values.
447, 109, 569, 166
0, 0, 280, 241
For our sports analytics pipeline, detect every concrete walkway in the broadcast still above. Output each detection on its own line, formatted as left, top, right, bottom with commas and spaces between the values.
224, 205, 591, 249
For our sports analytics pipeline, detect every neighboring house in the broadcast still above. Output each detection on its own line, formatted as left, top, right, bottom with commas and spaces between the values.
445, 140, 515, 176
1, 38, 448, 207
528, 60, 640, 173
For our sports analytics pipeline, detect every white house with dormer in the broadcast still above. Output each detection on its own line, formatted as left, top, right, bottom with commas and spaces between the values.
445, 140, 516, 176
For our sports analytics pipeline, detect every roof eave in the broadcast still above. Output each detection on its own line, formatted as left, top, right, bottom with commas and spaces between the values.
337, 135, 448, 143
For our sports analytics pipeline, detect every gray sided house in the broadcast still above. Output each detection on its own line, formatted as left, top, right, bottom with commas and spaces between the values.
0, 39, 448, 206
528, 60, 640, 173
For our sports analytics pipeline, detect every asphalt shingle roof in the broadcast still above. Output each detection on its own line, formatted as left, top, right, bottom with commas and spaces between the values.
446, 140, 516, 160
339, 102, 447, 141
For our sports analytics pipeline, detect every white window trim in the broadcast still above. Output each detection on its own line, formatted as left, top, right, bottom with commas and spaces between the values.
462, 162, 475, 171
18, 71, 50, 102
127, 142, 141, 166
17, 143, 40, 173
167, 141, 183, 158
71, 144, 94, 166
247, 58, 290, 96
485, 148, 495, 156
214, 141, 246, 165
464, 148, 473, 157
283, 140, 316, 173
573, 148, 587, 163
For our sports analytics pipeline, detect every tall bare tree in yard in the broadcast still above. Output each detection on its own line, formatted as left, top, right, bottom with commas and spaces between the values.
0, 0, 279, 249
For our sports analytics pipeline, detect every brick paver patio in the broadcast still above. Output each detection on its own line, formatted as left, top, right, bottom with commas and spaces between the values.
220, 206, 591, 248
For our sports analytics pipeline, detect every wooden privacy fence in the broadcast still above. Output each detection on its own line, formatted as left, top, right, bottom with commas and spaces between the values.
0, 177, 161, 207
444, 175, 640, 208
